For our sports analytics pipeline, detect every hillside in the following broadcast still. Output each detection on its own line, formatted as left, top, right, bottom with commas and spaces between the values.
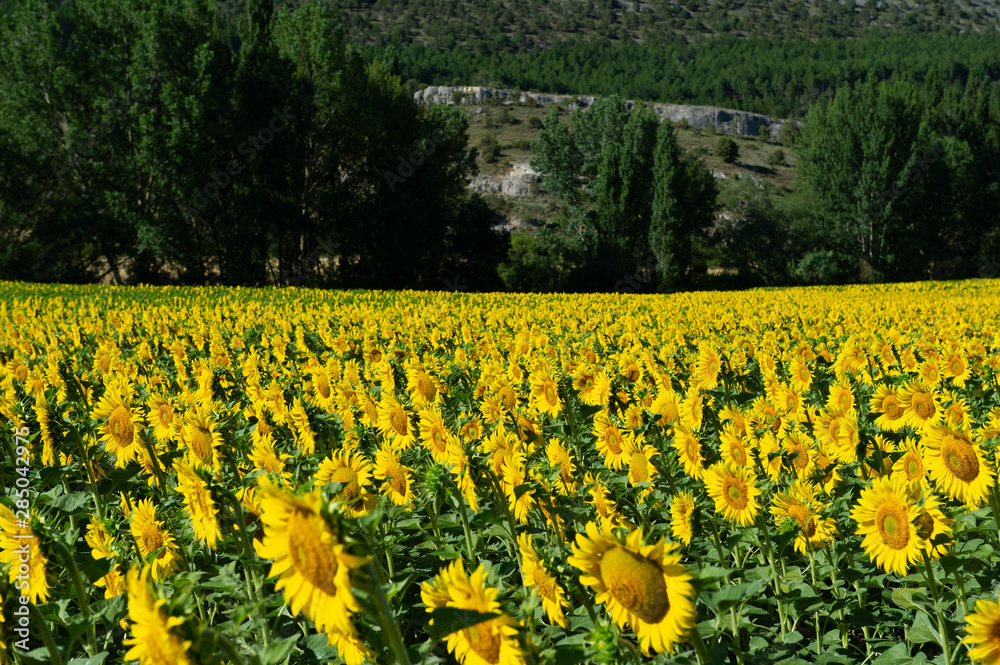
308, 0, 1000, 49
425, 86, 799, 234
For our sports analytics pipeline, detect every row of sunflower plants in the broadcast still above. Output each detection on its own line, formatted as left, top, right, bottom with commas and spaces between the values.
0, 280, 998, 665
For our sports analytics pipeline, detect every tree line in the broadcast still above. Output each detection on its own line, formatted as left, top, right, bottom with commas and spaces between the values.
0, 0, 503, 289
388, 34, 1000, 119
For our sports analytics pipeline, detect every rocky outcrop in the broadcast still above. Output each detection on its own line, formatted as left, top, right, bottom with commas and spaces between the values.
414, 85, 794, 139
468, 161, 540, 198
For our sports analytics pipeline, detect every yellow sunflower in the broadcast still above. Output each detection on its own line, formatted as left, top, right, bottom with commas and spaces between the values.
585, 474, 621, 528
181, 403, 224, 475
174, 461, 221, 550
377, 394, 415, 450
911, 488, 953, 560
130, 499, 181, 581
568, 521, 696, 655
123, 566, 193, 665
405, 361, 442, 408
314, 449, 377, 517
0, 506, 49, 604
419, 406, 455, 464
518, 533, 568, 628
545, 438, 577, 495
891, 440, 928, 488
921, 426, 995, 507
871, 384, 907, 432
93, 380, 146, 468
248, 433, 293, 485
850, 475, 921, 575
373, 443, 415, 507
529, 367, 562, 418
704, 463, 761, 526
421, 560, 525, 665
964, 597, 1000, 665
669, 492, 695, 547
593, 410, 627, 470
900, 382, 941, 432
672, 424, 705, 481
257, 476, 368, 635
769, 481, 837, 556
146, 394, 180, 445
623, 433, 659, 491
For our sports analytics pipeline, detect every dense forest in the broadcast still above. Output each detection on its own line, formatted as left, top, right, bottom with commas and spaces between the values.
0, 0, 504, 289
1, 0, 999, 291
387, 34, 1000, 118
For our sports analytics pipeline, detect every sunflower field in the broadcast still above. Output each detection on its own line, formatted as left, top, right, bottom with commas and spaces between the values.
1, 279, 1000, 665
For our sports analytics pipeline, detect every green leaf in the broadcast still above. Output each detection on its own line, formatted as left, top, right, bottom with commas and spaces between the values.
257, 637, 298, 665
68, 654, 109, 665
872, 643, 913, 665
707, 580, 765, 612
427, 607, 500, 642
907, 611, 940, 644
890, 587, 929, 610
46, 492, 92, 513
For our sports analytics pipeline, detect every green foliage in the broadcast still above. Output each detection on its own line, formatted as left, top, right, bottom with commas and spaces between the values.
795, 75, 997, 283
380, 34, 1000, 120
0, 0, 497, 288
515, 98, 717, 292
716, 137, 739, 164
765, 148, 787, 166
478, 132, 502, 163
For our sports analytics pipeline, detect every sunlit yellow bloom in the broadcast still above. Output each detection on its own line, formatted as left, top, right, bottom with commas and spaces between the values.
373, 443, 415, 507
93, 380, 146, 468
568, 521, 696, 655
130, 499, 180, 581
964, 597, 1000, 665
257, 477, 368, 635
421, 560, 525, 665
850, 475, 921, 575
123, 566, 193, 665
378, 394, 415, 450
669, 492, 695, 546
672, 424, 705, 481
0, 506, 49, 604
529, 367, 562, 418
174, 461, 221, 549
518, 533, 568, 628
770, 481, 837, 555
314, 449, 377, 517
704, 462, 761, 526
181, 403, 224, 475
921, 426, 995, 507
593, 410, 627, 470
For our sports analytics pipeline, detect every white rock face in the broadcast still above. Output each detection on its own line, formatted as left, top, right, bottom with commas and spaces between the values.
468, 161, 541, 198
414, 85, 796, 138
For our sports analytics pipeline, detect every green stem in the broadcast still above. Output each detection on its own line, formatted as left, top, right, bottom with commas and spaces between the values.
453, 482, 477, 563
708, 517, 726, 565
51, 540, 98, 656
689, 625, 711, 665
364, 560, 413, 665
204, 626, 246, 665
922, 551, 951, 665
140, 433, 167, 492
808, 550, 822, 656
756, 515, 787, 640
28, 602, 65, 665
68, 425, 104, 519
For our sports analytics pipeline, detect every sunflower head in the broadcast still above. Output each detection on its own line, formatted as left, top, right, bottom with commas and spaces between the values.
568, 521, 696, 655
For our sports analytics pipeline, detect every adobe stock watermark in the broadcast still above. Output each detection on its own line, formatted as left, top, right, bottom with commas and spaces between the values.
280, 235, 342, 287
9, 425, 34, 653
383, 127, 453, 193
615, 255, 658, 293
180, 107, 295, 219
